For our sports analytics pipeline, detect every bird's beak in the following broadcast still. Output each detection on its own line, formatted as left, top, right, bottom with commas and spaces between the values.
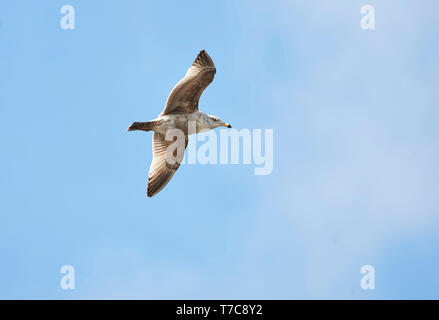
223, 123, 232, 128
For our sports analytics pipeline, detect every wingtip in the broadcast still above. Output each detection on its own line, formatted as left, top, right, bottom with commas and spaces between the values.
198, 50, 209, 58
147, 184, 156, 198
147, 190, 159, 198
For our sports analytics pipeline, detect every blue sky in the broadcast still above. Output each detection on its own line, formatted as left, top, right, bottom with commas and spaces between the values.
1, 0, 439, 299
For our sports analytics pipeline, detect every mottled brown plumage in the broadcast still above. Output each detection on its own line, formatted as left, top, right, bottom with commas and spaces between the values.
128, 50, 231, 197
162, 50, 216, 115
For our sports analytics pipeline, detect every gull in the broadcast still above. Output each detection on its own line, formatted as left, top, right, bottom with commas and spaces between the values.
128, 50, 232, 197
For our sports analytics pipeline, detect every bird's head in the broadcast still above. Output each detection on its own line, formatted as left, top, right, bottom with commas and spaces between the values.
208, 115, 232, 129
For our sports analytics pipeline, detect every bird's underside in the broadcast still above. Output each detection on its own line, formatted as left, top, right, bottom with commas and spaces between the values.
128, 50, 219, 197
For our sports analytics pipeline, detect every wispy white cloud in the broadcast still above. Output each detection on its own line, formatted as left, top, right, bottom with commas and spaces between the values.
242, 0, 439, 297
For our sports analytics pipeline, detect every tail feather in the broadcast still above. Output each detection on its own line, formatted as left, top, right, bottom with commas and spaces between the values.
127, 121, 156, 132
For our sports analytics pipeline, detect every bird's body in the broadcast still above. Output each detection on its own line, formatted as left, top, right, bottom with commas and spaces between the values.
149, 111, 220, 136
128, 50, 231, 197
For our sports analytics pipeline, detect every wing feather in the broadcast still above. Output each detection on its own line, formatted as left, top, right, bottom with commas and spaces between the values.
147, 132, 188, 197
161, 50, 216, 115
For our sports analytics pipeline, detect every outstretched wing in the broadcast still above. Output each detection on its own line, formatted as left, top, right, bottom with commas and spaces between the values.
161, 50, 216, 115
147, 132, 188, 197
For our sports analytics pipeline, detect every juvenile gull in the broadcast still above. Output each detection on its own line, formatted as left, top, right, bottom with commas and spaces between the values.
128, 50, 232, 197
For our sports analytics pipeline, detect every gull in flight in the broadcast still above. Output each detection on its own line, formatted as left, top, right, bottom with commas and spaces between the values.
128, 50, 232, 197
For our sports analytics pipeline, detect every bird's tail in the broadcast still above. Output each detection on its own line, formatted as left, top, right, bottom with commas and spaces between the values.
127, 121, 156, 132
